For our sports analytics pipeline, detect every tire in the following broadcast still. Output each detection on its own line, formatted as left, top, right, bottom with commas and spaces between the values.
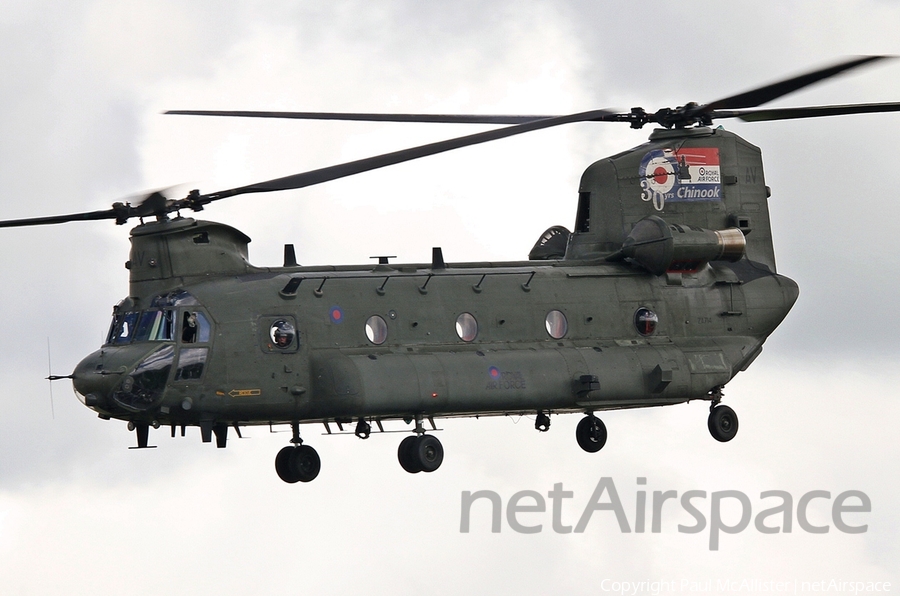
708, 405, 739, 442
398, 435, 422, 473
275, 446, 300, 483
413, 435, 444, 473
576, 415, 607, 453
290, 444, 321, 482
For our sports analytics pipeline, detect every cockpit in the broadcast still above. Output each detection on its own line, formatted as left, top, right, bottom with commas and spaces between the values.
106, 290, 211, 346
79, 289, 214, 413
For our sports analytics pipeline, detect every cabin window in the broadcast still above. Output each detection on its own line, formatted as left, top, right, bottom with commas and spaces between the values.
455, 313, 478, 342
365, 315, 388, 345
634, 307, 658, 336
182, 311, 211, 343
260, 316, 299, 353
545, 310, 568, 339
175, 347, 208, 381
269, 320, 296, 349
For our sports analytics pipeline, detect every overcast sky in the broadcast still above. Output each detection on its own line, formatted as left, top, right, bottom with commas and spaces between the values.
1, 1, 899, 594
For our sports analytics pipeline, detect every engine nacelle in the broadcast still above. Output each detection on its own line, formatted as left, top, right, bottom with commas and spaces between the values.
620, 215, 745, 275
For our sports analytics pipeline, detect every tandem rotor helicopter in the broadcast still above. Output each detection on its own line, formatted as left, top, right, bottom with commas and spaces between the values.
4, 56, 898, 483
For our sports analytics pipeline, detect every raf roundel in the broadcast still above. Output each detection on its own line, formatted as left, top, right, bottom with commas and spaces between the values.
646, 154, 676, 193
329, 306, 344, 324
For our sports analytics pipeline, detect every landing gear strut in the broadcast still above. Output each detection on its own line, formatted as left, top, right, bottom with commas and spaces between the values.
575, 414, 607, 453
397, 415, 443, 474
274, 421, 321, 483
355, 418, 371, 439
127, 421, 155, 449
535, 411, 551, 432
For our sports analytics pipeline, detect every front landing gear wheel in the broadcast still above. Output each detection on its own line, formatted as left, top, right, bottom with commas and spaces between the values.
708, 405, 739, 442
576, 415, 607, 452
274, 445, 321, 483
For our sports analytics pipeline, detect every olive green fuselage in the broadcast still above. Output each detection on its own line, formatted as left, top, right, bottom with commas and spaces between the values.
74, 246, 797, 428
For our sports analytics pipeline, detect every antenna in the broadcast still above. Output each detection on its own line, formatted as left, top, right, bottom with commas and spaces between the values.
46, 337, 56, 420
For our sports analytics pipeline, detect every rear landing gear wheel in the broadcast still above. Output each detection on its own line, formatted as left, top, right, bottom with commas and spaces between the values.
413, 435, 444, 473
398, 434, 444, 473
274, 445, 321, 483
576, 415, 607, 453
290, 445, 321, 482
398, 436, 422, 473
275, 446, 300, 483
708, 405, 739, 442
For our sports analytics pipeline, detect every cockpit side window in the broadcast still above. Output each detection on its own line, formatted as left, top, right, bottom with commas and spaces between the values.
106, 315, 119, 345
181, 310, 211, 343
175, 347, 208, 381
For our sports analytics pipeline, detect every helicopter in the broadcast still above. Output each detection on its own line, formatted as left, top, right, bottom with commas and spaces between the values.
3, 56, 898, 484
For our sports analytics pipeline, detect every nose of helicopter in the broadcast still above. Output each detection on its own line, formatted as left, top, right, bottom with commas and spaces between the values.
72, 343, 166, 412
72, 349, 121, 410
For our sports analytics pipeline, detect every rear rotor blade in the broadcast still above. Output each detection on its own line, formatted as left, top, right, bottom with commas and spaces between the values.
712, 102, 900, 122
166, 110, 555, 125
199, 108, 616, 202
702, 55, 891, 111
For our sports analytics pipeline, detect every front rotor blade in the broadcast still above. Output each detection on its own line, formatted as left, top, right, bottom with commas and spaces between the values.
703, 55, 891, 111
713, 102, 900, 122
199, 108, 616, 202
166, 110, 555, 125
0, 190, 169, 229
0, 209, 120, 229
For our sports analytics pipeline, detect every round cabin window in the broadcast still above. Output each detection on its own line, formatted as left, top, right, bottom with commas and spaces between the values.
270, 320, 296, 348
634, 307, 658, 336
455, 312, 478, 342
365, 315, 388, 345
545, 310, 568, 339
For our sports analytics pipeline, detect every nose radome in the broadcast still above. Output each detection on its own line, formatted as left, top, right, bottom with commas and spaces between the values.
72, 349, 120, 410
72, 343, 163, 412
